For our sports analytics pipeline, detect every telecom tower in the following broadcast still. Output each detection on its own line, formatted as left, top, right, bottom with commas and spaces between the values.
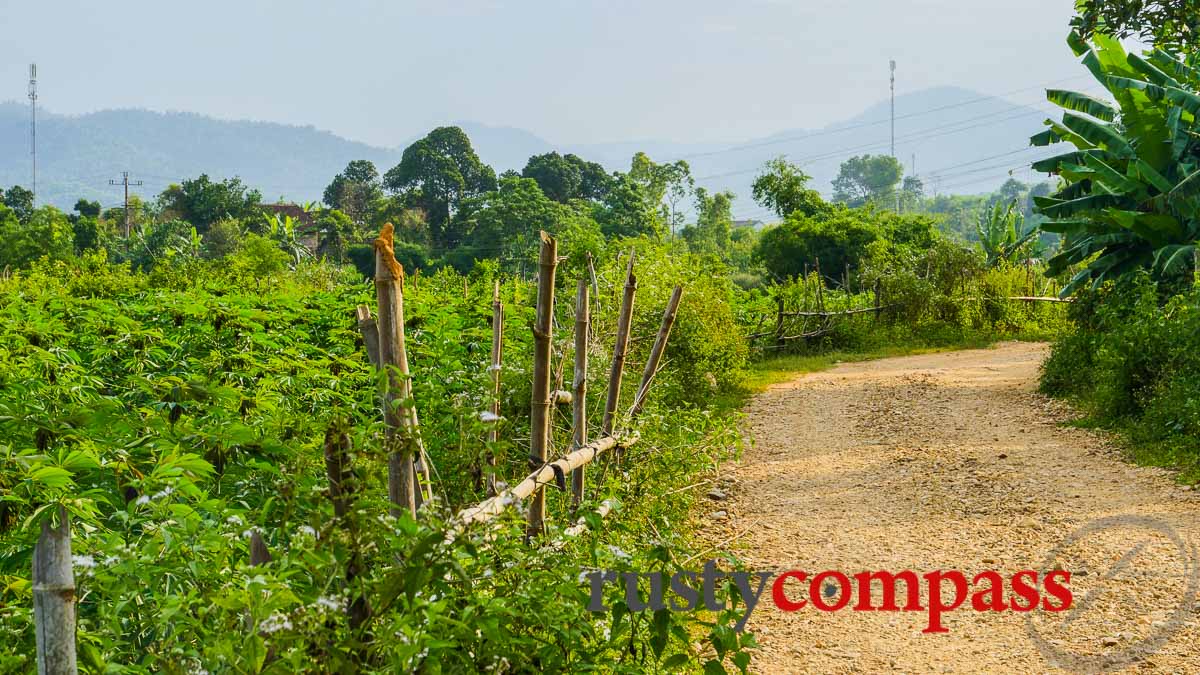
29, 63, 37, 204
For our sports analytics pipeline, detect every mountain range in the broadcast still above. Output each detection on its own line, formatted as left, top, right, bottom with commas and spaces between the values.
0, 86, 1060, 217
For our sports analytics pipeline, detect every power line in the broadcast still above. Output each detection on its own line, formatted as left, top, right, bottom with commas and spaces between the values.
669, 75, 1092, 162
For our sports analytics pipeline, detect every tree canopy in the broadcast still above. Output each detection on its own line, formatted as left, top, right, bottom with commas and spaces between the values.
751, 157, 827, 219
157, 175, 263, 232
382, 127, 497, 249
521, 152, 611, 203
831, 155, 905, 208
323, 160, 383, 224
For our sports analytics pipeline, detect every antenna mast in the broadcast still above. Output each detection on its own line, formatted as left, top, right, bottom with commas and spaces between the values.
28, 63, 37, 204
889, 59, 896, 158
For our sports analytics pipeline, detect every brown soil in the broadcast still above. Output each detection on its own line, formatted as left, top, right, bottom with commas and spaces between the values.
707, 342, 1200, 673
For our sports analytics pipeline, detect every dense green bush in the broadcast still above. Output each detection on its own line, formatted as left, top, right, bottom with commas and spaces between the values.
1041, 275, 1200, 480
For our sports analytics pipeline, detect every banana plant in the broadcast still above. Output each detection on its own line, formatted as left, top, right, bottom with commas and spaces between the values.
1032, 32, 1200, 294
977, 199, 1040, 267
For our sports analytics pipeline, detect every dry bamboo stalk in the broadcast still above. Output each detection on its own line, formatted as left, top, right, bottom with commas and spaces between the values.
355, 305, 380, 369
586, 252, 600, 300
33, 506, 76, 675
458, 433, 637, 527
486, 280, 503, 497
527, 232, 558, 537
374, 223, 420, 518
248, 531, 272, 566
571, 279, 590, 510
601, 252, 636, 435
630, 286, 683, 419
357, 304, 432, 507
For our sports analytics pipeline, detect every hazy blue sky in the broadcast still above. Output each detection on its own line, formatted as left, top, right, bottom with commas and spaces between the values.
1, 0, 1084, 147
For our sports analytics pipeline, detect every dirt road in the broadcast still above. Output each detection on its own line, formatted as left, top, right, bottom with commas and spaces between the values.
711, 342, 1200, 673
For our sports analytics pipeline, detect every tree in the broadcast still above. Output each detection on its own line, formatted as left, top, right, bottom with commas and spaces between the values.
831, 155, 904, 208
0, 205, 76, 268
521, 152, 611, 203
323, 160, 383, 224
683, 188, 735, 255
1032, 34, 1200, 292
594, 174, 660, 239
3, 186, 34, 222
158, 175, 262, 232
628, 153, 691, 235
1072, 0, 1200, 51
382, 127, 497, 249
752, 157, 828, 219
900, 175, 926, 212
315, 209, 355, 262
451, 176, 595, 269
754, 209, 881, 281
73, 199, 101, 219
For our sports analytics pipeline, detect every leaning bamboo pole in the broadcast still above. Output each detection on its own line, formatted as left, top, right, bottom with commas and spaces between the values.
527, 232, 558, 537
486, 280, 504, 497
601, 252, 636, 435
570, 278, 590, 510
458, 433, 638, 527
33, 506, 76, 675
374, 224, 422, 517
630, 286, 683, 419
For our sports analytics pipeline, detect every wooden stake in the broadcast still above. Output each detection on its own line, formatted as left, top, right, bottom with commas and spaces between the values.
33, 506, 76, 675
630, 286, 683, 419
324, 425, 370, 633
602, 252, 636, 435
355, 305, 379, 369
586, 252, 600, 300
571, 278, 590, 510
527, 232, 558, 538
486, 280, 504, 497
374, 224, 421, 518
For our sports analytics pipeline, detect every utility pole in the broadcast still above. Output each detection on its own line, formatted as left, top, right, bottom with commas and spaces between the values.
28, 64, 37, 204
891, 60, 899, 212
109, 172, 143, 237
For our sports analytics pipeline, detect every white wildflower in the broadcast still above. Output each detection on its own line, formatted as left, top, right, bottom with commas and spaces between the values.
72, 554, 96, 569
315, 595, 341, 612
486, 364, 502, 373
297, 525, 316, 538
226, 515, 244, 526
606, 545, 631, 562
478, 410, 501, 423
259, 613, 292, 634
135, 495, 151, 506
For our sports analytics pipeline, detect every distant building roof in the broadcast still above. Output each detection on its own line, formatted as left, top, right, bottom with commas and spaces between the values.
262, 203, 317, 232
731, 219, 765, 229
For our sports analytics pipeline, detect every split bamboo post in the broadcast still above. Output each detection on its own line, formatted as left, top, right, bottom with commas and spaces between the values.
374, 224, 422, 518
630, 286, 683, 419
33, 506, 76, 675
586, 252, 600, 300
602, 252, 636, 435
773, 294, 785, 347
357, 304, 432, 506
570, 278, 590, 510
355, 305, 380, 370
248, 531, 271, 566
527, 232, 558, 537
486, 280, 504, 497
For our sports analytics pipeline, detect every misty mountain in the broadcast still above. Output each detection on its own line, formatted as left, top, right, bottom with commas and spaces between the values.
0, 86, 1057, 214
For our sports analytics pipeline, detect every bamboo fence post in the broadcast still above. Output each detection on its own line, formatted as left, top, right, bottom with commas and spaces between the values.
874, 279, 882, 322
527, 232, 558, 537
630, 286, 683, 419
355, 305, 380, 369
601, 252, 636, 435
586, 252, 600, 300
571, 279, 590, 510
814, 257, 825, 312
33, 506, 76, 675
374, 224, 421, 518
248, 531, 271, 566
486, 280, 504, 497
773, 294, 785, 347
324, 425, 370, 633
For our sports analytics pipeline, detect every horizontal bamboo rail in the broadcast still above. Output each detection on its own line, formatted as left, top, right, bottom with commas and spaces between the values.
457, 432, 638, 527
